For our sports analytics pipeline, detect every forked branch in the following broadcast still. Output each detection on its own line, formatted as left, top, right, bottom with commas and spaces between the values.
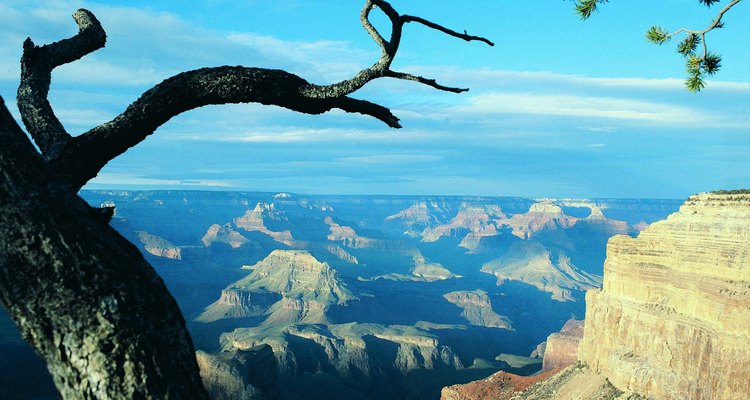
301, 0, 494, 98
16, 1, 492, 190
17, 9, 105, 157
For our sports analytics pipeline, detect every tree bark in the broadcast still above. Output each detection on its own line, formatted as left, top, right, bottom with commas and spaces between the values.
0, 97, 208, 398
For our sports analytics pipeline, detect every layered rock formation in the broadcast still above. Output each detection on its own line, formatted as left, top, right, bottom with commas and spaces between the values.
233, 203, 305, 248
136, 231, 181, 259
385, 200, 451, 237
325, 244, 359, 264
577, 192, 750, 399
197, 250, 355, 323
221, 322, 464, 399
480, 242, 601, 301
540, 318, 583, 372
496, 202, 577, 240
197, 345, 277, 400
443, 290, 512, 330
325, 216, 381, 248
421, 203, 506, 248
202, 223, 251, 248
513, 363, 627, 399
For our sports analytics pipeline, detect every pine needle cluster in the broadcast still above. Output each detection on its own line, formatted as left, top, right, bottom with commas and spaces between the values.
574, 0, 741, 91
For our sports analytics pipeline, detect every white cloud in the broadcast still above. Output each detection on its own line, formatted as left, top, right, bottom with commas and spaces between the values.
443, 91, 748, 129
89, 172, 230, 188
176, 127, 429, 143
336, 154, 443, 164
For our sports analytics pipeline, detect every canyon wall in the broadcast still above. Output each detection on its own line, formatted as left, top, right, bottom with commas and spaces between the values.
578, 192, 750, 399
541, 318, 583, 372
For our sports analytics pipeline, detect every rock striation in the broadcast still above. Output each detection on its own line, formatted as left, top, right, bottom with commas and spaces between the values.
578, 192, 750, 400
202, 223, 250, 249
197, 250, 355, 323
540, 318, 583, 372
136, 231, 181, 259
497, 202, 577, 240
196, 345, 277, 400
421, 203, 506, 248
233, 203, 305, 248
480, 242, 601, 301
443, 290, 512, 330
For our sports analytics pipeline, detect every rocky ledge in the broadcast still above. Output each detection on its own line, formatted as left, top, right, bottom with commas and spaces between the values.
578, 192, 750, 399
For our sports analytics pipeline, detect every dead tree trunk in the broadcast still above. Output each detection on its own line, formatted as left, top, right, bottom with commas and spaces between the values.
1, 2, 491, 398
0, 99, 209, 398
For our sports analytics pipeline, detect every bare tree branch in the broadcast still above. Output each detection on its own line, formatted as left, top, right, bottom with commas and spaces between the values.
401, 15, 495, 46
17, 1, 492, 190
385, 70, 468, 93
17, 9, 106, 158
50, 67, 400, 189
300, 0, 493, 98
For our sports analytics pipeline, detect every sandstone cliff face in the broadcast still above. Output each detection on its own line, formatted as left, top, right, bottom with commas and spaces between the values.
202, 223, 250, 249
136, 231, 181, 259
221, 322, 464, 398
197, 345, 277, 400
197, 250, 356, 323
497, 202, 577, 240
578, 192, 750, 400
481, 241, 601, 301
233, 203, 305, 248
541, 319, 583, 372
443, 290, 512, 330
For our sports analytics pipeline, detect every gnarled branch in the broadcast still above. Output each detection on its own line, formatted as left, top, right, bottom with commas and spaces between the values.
300, 0, 493, 98
17, 9, 106, 158
17, 1, 492, 191
52, 67, 401, 188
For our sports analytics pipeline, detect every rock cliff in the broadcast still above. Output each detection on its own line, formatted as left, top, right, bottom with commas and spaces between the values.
443, 290, 512, 330
197, 345, 277, 400
197, 250, 355, 323
480, 242, 601, 301
577, 192, 750, 400
202, 223, 250, 249
136, 231, 181, 259
233, 203, 305, 248
540, 318, 583, 372
496, 202, 577, 240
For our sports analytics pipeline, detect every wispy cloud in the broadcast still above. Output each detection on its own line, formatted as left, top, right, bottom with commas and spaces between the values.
336, 154, 443, 164
175, 127, 429, 143
413, 66, 750, 92
89, 172, 230, 188
459, 92, 702, 124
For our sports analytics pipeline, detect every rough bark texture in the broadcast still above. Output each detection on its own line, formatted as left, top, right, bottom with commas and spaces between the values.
0, 98, 209, 398
2, 3, 492, 398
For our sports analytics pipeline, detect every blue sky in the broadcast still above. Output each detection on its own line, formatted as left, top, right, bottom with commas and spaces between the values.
1, 0, 748, 198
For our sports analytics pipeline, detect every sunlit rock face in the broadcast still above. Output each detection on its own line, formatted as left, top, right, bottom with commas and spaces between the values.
202, 223, 250, 249
196, 345, 277, 400
197, 250, 355, 324
480, 241, 601, 302
443, 290, 512, 330
440, 369, 558, 400
541, 318, 583, 373
579, 192, 750, 400
136, 231, 182, 259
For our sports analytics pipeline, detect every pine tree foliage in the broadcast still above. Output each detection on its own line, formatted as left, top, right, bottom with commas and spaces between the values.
574, 0, 743, 91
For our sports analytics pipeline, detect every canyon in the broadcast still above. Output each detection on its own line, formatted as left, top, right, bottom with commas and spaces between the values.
443, 191, 750, 400
0, 191, 683, 399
